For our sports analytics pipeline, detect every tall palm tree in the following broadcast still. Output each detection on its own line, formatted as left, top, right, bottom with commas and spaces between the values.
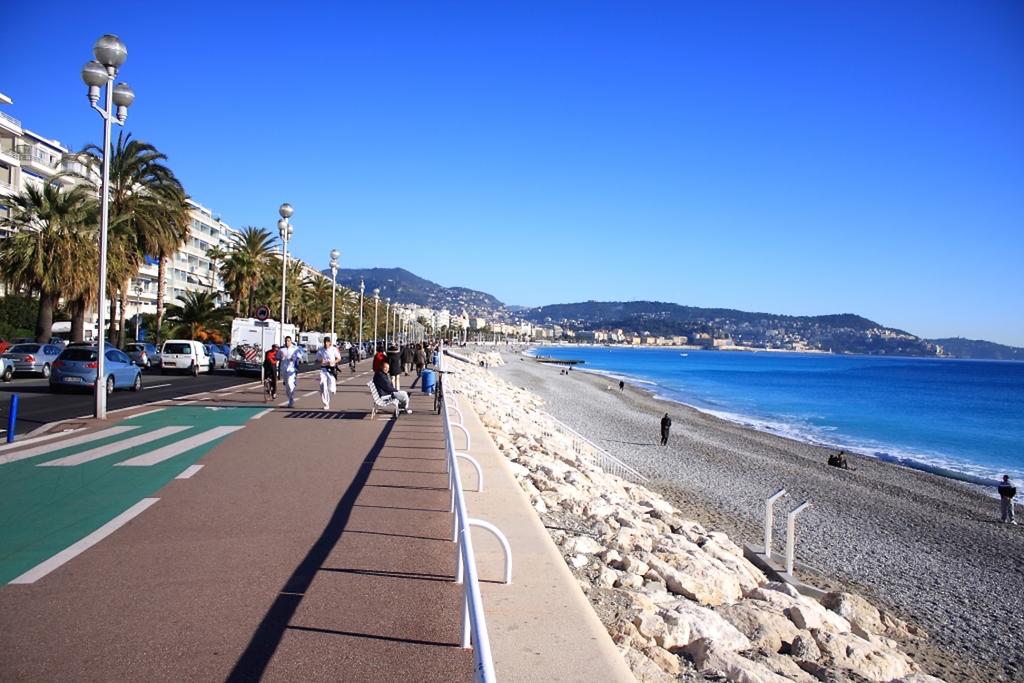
81, 131, 190, 346
0, 185, 98, 342
219, 226, 277, 316
164, 290, 229, 340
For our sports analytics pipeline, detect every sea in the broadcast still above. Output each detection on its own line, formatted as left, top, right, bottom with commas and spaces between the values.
530, 346, 1024, 486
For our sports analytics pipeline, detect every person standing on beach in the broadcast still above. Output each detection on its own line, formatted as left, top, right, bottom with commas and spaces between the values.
998, 475, 1017, 525
619, 380, 625, 391
660, 413, 672, 446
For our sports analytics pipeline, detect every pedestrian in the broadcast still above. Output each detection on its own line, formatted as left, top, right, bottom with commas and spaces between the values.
278, 335, 300, 408
998, 475, 1017, 525
660, 413, 672, 446
401, 343, 414, 376
387, 345, 402, 390
372, 344, 387, 373
317, 337, 341, 411
414, 344, 426, 377
619, 380, 625, 391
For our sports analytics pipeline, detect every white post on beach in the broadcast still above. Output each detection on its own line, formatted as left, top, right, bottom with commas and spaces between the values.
764, 488, 786, 560
785, 501, 811, 576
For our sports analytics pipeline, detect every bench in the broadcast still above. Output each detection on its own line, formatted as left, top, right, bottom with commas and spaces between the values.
368, 381, 401, 420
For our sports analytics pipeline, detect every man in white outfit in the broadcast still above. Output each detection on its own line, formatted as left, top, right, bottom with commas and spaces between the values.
278, 335, 301, 408
317, 337, 341, 410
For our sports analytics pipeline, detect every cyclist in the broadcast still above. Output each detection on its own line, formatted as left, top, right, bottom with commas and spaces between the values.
263, 344, 279, 399
278, 336, 300, 407
317, 337, 341, 410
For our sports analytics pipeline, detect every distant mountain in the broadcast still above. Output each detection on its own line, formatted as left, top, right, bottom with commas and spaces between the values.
523, 300, 942, 356
323, 267, 504, 314
927, 337, 1024, 361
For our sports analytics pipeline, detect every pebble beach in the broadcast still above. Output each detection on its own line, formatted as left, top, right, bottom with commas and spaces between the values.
486, 349, 1024, 682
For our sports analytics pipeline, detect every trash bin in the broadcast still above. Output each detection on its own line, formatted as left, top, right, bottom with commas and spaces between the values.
432, 352, 439, 366
421, 369, 436, 394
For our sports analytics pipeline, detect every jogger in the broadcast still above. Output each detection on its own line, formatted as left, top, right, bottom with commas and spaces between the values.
278, 336, 300, 408
316, 337, 341, 410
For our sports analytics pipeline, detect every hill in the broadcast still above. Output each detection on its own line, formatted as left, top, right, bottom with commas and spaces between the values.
927, 337, 1024, 361
323, 267, 504, 314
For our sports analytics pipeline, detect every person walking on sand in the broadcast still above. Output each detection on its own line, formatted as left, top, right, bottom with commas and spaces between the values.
660, 413, 672, 446
316, 337, 341, 411
619, 380, 625, 391
998, 475, 1017, 525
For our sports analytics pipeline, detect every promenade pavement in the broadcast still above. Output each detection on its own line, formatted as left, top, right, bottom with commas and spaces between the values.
0, 363, 474, 681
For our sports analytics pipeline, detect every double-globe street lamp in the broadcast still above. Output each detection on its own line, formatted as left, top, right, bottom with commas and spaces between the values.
329, 249, 339, 341
384, 297, 391, 349
82, 34, 135, 420
372, 288, 380, 352
277, 203, 294, 344
358, 278, 365, 357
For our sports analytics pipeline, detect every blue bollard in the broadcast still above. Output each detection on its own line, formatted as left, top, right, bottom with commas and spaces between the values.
7, 394, 17, 444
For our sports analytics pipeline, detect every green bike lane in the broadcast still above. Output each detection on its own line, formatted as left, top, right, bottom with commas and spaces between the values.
0, 404, 264, 585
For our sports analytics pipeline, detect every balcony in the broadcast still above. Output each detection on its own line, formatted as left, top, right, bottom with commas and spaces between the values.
0, 111, 21, 133
15, 144, 61, 177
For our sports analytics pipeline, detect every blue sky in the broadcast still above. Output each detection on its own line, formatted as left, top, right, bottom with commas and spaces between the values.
4, 2, 1023, 345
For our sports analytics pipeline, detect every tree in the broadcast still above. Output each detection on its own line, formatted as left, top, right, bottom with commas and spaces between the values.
0, 184, 98, 342
80, 131, 190, 346
219, 226, 277, 316
163, 290, 230, 341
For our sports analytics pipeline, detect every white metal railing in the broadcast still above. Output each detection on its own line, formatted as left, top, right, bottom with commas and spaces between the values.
543, 413, 648, 483
437, 346, 511, 683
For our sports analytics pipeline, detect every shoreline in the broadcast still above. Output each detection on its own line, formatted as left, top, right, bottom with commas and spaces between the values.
493, 349, 1024, 682
529, 349, 1022, 488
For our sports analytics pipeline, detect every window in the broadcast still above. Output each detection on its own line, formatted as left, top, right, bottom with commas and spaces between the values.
163, 343, 192, 355
60, 348, 98, 362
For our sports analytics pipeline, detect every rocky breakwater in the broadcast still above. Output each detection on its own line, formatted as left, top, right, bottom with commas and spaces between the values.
449, 350, 941, 683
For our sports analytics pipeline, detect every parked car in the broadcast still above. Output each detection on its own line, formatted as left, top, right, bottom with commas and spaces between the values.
1, 343, 64, 378
49, 346, 142, 393
0, 357, 13, 382
125, 342, 161, 368
161, 340, 212, 376
205, 343, 227, 369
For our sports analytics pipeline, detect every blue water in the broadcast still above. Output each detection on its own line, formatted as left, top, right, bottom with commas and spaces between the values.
533, 346, 1024, 485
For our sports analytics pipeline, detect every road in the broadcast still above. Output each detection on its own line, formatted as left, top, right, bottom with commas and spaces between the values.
0, 365, 314, 438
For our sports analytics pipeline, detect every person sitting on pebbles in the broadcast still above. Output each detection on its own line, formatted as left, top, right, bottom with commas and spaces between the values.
828, 450, 852, 470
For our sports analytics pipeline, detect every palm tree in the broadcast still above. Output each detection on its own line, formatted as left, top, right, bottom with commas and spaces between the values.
0, 185, 98, 342
81, 131, 190, 347
164, 290, 230, 340
219, 226, 277, 316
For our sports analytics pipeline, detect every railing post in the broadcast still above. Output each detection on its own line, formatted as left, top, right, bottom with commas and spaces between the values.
785, 501, 811, 576
764, 488, 786, 559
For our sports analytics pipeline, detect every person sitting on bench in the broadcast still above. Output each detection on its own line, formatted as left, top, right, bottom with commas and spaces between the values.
373, 361, 411, 414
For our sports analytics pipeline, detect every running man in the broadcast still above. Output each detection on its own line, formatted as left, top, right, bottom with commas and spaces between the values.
278, 335, 300, 408
263, 344, 280, 399
317, 337, 341, 410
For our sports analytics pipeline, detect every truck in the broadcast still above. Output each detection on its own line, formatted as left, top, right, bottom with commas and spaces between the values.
227, 318, 298, 375
299, 331, 325, 352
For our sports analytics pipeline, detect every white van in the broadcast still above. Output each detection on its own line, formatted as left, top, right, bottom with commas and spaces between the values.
160, 339, 212, 376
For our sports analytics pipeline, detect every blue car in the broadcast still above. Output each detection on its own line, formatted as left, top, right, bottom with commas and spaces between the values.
49, 346, 143, 394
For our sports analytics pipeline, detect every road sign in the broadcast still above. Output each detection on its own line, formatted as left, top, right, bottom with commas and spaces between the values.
254, 321, 269, 327
255, 305, 270, 321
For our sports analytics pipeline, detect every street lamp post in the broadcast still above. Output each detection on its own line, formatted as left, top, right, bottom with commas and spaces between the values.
358, 278, 364, 356
372, 288, 380, 352
134, 281, 143, 341
82, 34, 134, 420
277, 203, 294, 344
384, 298, 391, 348
329, 249, 339, 341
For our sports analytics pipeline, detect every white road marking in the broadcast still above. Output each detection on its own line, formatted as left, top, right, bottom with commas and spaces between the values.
9, 498, 160, 584
0, 429, 82, 454
116, 426, 244, 467
175, 464, 204, 479
123, 408, 165, 420
301, 390, 318, 398
251, 409, 273, 420
144, 383, 172, 390
39, 426, 190, 467
0, 427, 138, 465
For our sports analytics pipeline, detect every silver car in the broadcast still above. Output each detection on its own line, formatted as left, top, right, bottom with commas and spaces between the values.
1, 343, 64, 378
125, 342, 161, 368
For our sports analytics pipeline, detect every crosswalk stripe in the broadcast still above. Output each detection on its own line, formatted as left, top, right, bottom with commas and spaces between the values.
251, 409, 272, 420
175, 464, 204, 479
0, 427, 138, 466
115, 426, 243, 467
39, 426, 191, 467
123, 408, 165, 420
9, 498, 160, 584
0, 429, 82, 454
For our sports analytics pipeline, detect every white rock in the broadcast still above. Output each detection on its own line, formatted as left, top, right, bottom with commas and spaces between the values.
645, 553, 744, 606
716, 599, 801, 653
569, 553, 589, 569
657, 599, 751, 652
569, 535, 605, 555
685, 638, 792, 683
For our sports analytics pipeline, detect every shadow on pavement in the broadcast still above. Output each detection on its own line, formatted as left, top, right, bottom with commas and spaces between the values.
226, 418, 396, 682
